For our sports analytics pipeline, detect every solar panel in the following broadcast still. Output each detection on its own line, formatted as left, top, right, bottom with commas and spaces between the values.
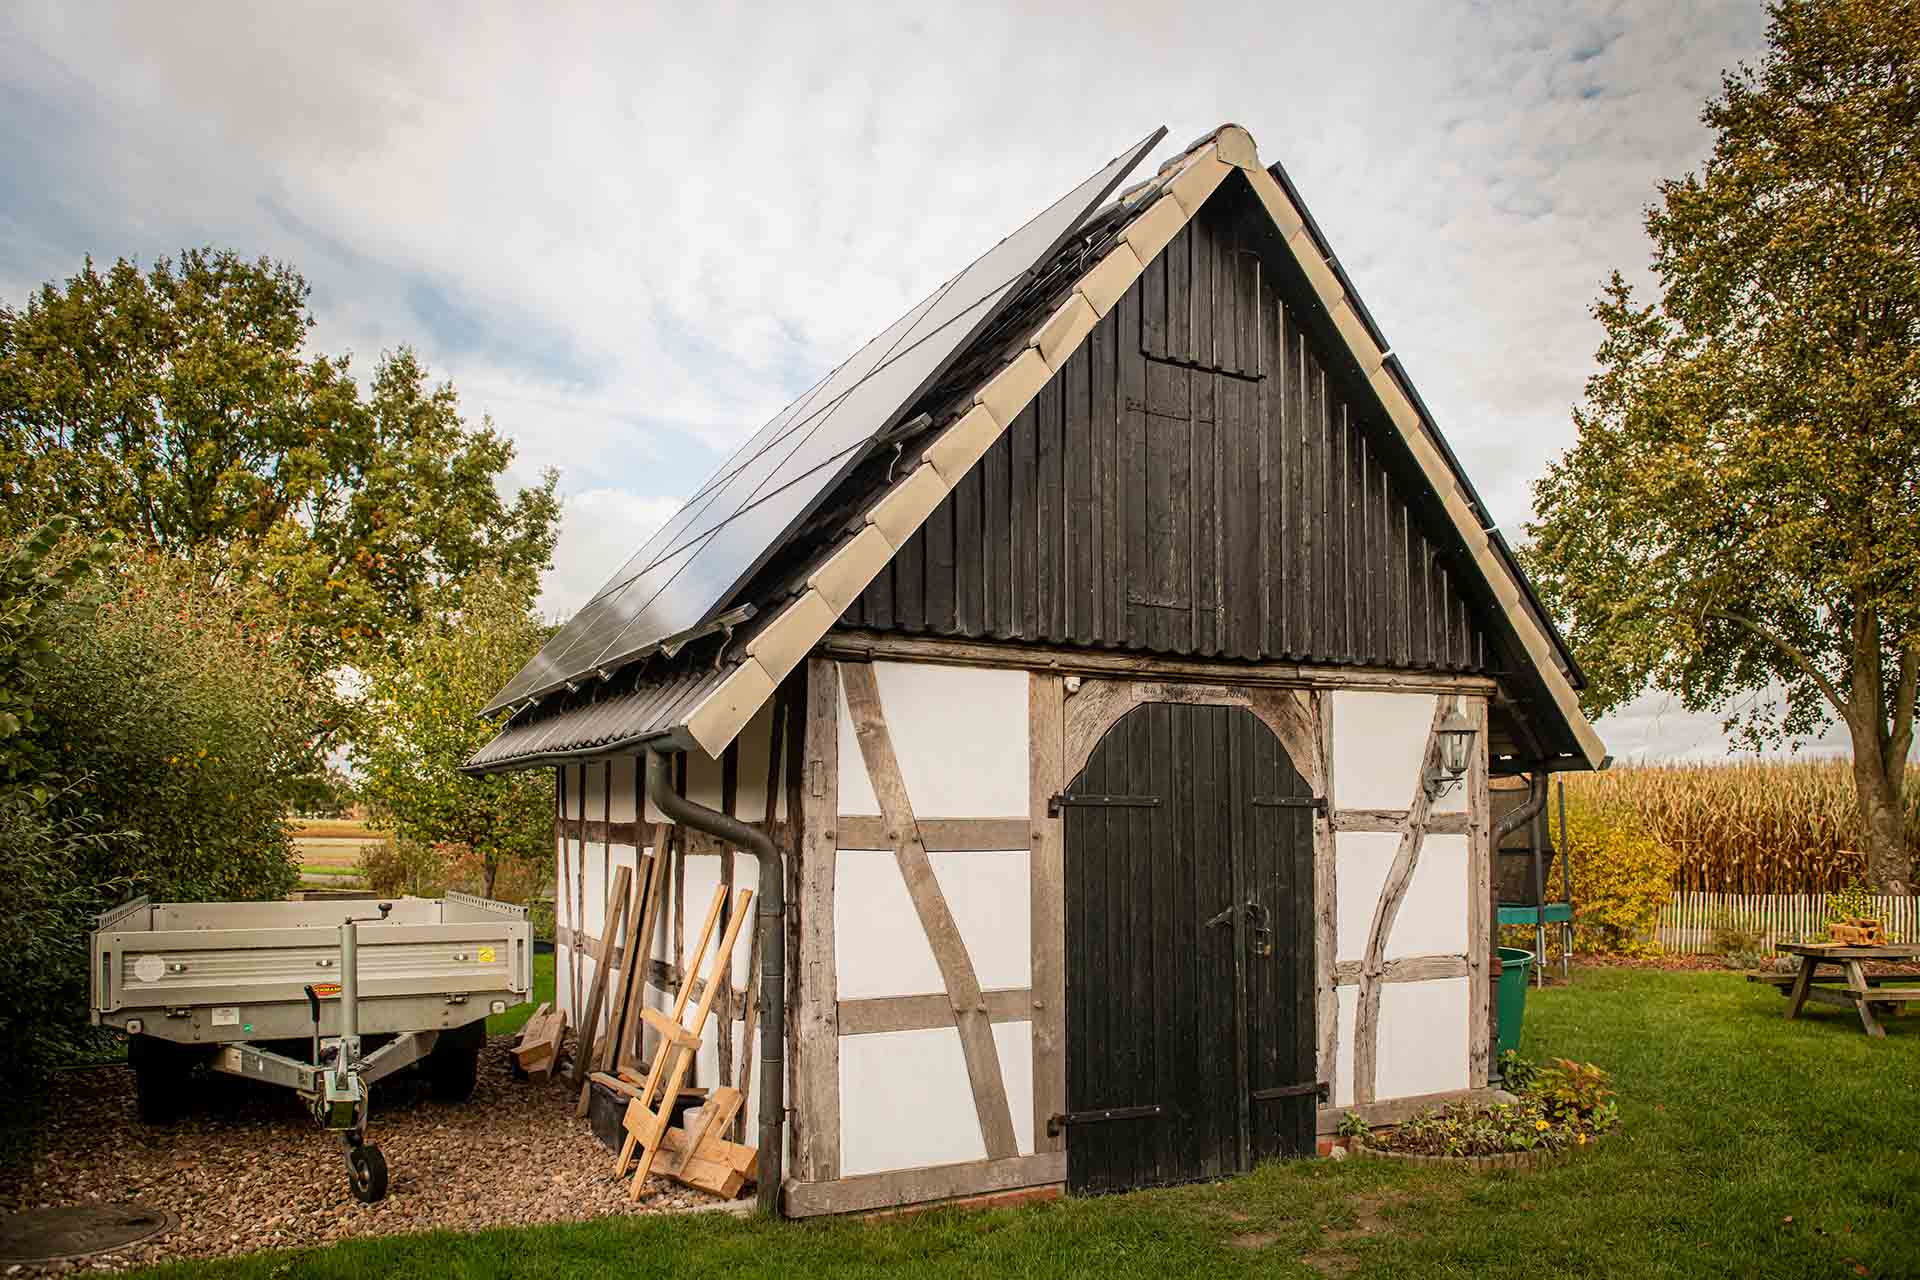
485, 127, 1166, 715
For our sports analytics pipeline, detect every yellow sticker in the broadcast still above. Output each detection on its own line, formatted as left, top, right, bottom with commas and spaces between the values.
478, 946, 496, 964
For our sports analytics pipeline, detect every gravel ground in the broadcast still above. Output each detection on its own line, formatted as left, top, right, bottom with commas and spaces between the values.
2, 1035, 730, 1274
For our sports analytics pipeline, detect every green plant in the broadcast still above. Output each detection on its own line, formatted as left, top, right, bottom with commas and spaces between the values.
353, 836, 450, 898
1532, 1058, 1615, 1127
1336, 1111, 1369, 1141
1825, 877, 1875, 924
1497, 1048, 1538, 1093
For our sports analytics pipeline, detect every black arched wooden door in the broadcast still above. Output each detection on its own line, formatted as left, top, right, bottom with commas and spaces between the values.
1061, 700, 1317, 1194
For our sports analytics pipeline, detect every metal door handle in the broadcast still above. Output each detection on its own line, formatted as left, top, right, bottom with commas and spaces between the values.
1246, 901, 1273, 957
1205, 905, 1235, 928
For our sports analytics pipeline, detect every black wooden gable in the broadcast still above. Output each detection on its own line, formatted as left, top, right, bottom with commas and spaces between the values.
842, 178, 1491, 673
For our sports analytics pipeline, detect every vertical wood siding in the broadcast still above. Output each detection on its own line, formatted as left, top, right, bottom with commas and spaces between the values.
845, 204, 1488, 672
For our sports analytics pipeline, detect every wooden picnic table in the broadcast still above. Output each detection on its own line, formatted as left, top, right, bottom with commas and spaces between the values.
1765, 942, 1920, 1038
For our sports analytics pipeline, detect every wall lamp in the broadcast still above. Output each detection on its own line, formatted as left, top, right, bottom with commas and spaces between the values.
1425, 695, 1477, 800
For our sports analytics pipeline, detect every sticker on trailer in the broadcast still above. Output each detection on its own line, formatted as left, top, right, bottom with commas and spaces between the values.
312, 983, 342, 998
478, 946, 496, 964
133, 955, 164, 983
211, 1006, 240, 1026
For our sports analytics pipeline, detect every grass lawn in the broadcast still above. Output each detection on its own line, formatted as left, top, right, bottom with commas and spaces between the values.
128, 967, 1917, 1279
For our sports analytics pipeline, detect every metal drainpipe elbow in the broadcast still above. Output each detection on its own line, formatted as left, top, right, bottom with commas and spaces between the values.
644, 748, 786, 1217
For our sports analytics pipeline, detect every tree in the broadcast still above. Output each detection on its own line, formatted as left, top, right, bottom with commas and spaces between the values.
1528, 0, 1920, 893
353, 573, 554, 900
0, 249, 560, 673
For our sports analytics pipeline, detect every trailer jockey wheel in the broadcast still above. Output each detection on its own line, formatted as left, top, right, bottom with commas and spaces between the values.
344, 1135, 388, 1203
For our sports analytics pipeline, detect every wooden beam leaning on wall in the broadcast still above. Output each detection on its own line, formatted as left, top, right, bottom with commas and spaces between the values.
1352, 700, 1452, 1106
839, 661, 1019, 1162
794, 657, 842, 1182
571, 863, 634, 1106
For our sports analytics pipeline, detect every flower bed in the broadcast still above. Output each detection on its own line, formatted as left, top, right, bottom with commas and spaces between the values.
1340, 1054, 1619, 1162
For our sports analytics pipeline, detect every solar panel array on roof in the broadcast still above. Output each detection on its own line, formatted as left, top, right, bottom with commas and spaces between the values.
484, 127, 1164, 715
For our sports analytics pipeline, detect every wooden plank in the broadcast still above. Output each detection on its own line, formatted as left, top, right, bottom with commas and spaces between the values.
1353, 701, 1448, 1105
621, 826, 674, 1073
796, 657, 842, 1182
574, 763, 588, 1019
734, 685, 786, 1142
783, 1152, 1066, 1218
572, 862, 634, 1110
838, 988, 1034, 1036
1330, 809, 1471, 835
1029, 672, 1066, 1154
819, 633, 1499, 696
1332, 955, 1470, 984
1466, 696, 1492, 1088
840, 661, 1019, 1161
557, 768, 578, 1023
1067, 679, 1330, 785
833, 815, 1032, 853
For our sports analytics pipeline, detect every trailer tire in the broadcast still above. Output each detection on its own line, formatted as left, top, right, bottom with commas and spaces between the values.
424, 1043, 479, 1103
347, 1143, 388, 1203
129, 1037, 190, 1126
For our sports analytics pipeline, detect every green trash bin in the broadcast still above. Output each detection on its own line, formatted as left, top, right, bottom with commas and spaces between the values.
1495, 947, 1533, 1059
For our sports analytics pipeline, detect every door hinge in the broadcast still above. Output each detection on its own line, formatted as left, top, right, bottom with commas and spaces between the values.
1046, 1104, 1165, 1137
1250, 1080, 1330, 1103
1251, 795, 1328, 814
1048, 793, 1162, 817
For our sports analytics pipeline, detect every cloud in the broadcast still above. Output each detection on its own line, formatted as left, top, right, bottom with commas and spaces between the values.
0, 0, 1781, 757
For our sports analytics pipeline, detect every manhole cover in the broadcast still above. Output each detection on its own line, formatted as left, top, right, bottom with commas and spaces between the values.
0, 1203, 178, 1263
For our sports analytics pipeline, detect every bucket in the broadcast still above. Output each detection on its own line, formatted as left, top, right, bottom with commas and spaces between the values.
1495, 947, 1533, 1059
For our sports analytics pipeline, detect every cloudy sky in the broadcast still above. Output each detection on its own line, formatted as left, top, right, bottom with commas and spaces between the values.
2, 0, 1836, 760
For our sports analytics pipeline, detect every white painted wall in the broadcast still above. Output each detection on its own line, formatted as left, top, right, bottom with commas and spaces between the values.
838, 1022, 1035, 1176
1376, 977, 1470, 1100
837, 661, 1028, 817
1325, 689, 1481, 1108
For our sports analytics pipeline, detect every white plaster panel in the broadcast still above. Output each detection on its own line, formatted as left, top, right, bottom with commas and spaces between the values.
1335, 831, 1398, 963
1376, 977, 1471, 1102
838, 661, 1028, 817
1330, 691, 1435, 811
834, 849, 942, 998
1335, 985, 1359, 1107
933, 850, 1031, 992
731, 698, 786, 822
994, 1020, 1036, 1156
839, 1027, 987, 1176
1386, 834, 1469, 961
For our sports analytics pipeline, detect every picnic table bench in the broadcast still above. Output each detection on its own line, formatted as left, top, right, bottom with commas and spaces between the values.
1758, 943, 1920, 1038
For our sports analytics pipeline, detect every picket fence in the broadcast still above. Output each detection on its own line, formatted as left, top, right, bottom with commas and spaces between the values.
1655, 891, 1919, 956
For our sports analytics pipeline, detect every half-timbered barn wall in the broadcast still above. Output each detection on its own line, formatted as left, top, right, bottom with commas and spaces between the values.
843, 197, 1490, 674
552, 698, 787, 1155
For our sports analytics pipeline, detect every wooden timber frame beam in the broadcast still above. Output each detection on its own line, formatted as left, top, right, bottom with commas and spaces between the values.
825, 631, 1498, 697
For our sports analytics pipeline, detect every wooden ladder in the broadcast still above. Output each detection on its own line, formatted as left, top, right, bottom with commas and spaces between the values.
616, 883, 754, 1200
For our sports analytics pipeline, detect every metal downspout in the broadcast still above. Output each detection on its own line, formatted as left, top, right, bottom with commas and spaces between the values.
644, 749, 786, 1217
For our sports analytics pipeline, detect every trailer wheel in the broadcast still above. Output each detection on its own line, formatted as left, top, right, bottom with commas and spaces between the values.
128, 1037, 188, 1126
424, 1044, 479, 1102
347, 1143, 388, 1203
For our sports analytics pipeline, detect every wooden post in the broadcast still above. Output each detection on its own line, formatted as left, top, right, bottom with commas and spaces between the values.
1314, 690, 1339, 1099
795, 657, 841, 1182
573, 862, 633, 1111
1465, 695, 1491, 1088
1028, 672, 1066, 1153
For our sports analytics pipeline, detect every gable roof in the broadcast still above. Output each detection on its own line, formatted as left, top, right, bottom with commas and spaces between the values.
467, 123, 1605, 775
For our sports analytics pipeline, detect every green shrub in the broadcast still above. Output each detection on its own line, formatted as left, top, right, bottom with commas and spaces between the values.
354, 835, 452, 898
1559, 798, 1681, 954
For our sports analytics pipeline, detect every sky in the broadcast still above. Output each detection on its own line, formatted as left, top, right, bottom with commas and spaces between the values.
1, 0, 1838, 761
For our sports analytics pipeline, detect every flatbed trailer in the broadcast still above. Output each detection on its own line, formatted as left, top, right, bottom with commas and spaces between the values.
89, 892, 532, 1199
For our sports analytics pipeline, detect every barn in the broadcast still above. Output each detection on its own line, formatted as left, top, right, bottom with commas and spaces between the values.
463, 122, 1607, 1217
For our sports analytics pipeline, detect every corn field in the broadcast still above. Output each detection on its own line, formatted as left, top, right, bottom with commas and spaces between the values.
1656, 890, 1919, 955
1564, 760, 1920, 895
